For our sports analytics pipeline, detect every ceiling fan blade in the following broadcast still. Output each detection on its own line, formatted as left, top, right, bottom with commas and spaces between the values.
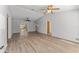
51, 8, 60, 10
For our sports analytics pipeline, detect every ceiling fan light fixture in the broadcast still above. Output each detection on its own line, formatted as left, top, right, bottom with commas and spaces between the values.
47, 9, 52, 13
47, 5, 53, 10
47, 5, 59, 13
47, 5, 54, 13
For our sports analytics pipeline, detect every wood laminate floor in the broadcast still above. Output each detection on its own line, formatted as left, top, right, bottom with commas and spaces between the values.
6, 32, 79, 53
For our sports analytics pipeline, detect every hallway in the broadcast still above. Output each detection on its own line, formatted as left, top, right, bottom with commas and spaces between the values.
6, 32, 79, 53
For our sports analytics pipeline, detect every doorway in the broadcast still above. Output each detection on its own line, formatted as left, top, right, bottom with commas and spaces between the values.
47, 20, 52, 35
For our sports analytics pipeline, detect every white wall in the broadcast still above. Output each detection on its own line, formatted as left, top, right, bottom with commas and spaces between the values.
12, 18, 35, 33
51, 10, 78, 42
37, 16, 47, 34
38, 9, 79, 42
0, 5, 8, 52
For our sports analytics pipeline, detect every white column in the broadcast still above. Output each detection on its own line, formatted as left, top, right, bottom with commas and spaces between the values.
0, 5, 7, 52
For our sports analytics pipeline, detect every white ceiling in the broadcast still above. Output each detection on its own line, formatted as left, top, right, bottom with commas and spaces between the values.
8, 5, 46, 20
8, 5, 79, 20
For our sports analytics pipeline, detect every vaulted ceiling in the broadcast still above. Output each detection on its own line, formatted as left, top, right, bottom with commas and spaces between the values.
8, 5, 78, 21
8, 5, 47, 21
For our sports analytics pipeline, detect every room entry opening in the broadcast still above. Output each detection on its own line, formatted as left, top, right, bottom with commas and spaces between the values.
47, 20, 52, 35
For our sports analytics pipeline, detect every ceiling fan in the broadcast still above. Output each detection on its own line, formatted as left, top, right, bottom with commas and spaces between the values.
40, 5, 60, 14
20, 5, 60, 14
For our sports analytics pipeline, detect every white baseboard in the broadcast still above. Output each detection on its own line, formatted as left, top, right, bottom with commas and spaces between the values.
53, 34, 79, 43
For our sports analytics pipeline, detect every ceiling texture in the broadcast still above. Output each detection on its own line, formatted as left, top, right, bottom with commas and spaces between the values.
8, 5, 47, 21
8, 5, 78, 21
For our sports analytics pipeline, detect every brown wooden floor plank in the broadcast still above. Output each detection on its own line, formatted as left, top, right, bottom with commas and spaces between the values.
6, 32, 79, 53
